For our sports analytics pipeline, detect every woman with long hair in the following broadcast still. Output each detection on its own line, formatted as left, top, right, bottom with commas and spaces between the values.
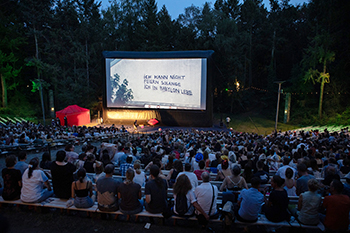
166, 160, 183, 188
219, 165, 248, 192
21, 157, 53, 203
215, 160, 232, 181
145, 165, 168, 213
284, 167, 297, 196
173, 174, 208, 218
71, 168, 94, 208
118, 168, 143, 215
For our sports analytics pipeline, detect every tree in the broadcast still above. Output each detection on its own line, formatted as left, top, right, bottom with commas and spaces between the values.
304, 33, 335, 118
0, 50, 21, 107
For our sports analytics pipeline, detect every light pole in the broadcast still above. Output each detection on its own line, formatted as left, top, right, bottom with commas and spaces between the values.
274, 81, 285, 133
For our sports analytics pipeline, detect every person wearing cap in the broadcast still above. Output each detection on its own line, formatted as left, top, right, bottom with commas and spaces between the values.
96, 164, 120, 211
192, 153, 203, 171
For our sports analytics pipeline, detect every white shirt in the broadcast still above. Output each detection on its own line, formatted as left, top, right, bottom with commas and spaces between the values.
177, 171, 198, 191
21, 169, 48, 202
194, 182, 218, 216
134, 171, 146, 187
276, 165, 296, 179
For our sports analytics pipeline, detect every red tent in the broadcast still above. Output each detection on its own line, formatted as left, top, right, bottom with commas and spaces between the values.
56, 105, 90, 127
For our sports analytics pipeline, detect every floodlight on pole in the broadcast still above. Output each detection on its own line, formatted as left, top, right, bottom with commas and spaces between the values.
274, 81, 285, 133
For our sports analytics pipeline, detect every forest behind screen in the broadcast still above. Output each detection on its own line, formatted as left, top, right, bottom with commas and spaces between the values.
1, 0, 349, 126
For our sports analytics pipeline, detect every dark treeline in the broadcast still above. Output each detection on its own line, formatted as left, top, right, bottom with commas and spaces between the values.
0, 0, 349, 124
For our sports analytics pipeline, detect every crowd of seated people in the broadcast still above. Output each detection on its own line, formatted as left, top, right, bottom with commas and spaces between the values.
1, 126, 350, 231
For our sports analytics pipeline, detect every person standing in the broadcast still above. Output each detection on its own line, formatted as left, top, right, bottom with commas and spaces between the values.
64, 115, 68, 127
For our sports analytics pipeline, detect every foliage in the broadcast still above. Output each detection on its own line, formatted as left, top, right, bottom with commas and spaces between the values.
0, 0, 349, 125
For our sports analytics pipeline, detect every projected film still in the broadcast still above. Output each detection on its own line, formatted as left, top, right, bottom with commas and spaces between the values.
105, 58, 207, 110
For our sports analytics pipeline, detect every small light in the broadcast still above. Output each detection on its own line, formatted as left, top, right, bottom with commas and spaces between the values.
51, 107, 54, 111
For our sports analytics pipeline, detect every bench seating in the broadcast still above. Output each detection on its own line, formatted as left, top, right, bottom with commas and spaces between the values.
0, 196, 325, 231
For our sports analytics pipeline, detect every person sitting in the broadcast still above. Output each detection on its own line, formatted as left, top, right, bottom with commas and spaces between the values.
120, 156, 134, 177
252, 160, 270, 184
118, 168, 143, 215
264, 175, 290, 222
284, 167, 297, 196
71, 168, 94, 208
177, 163, 198, 191
215, 160, 232, 181
194, 160, 207, 180
65, 144, 79, 164
21, 157, 53, 203
235, 177, 265, 222
220, 165, 248, 192
276, 157, 296, 179
296, 179, 321, 225
343, 172, 350, 197
133, 160, 146, 187
195, 172, 219, 220
50, 150, 76, 199
145, 165, 168, 214
173, 174, 208, 218
96, 164, 120, 211
296, 163, 315, 196
40, 152, 52, 170
14, 151, 28, 175
166, 160, 183, 188
83, 153, 96, 173
1, 155, 22, 200
321, 179, 350, 232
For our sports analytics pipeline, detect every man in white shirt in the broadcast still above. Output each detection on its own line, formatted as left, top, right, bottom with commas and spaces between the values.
177, 163, 198, 191
194, 172, 218, 217
276, 156, 296, 179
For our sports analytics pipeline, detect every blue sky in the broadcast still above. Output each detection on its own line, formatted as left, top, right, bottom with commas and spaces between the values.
100, 0, 309, 19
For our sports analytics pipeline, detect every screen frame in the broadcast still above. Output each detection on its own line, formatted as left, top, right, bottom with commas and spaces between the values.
102, 51, 214, 112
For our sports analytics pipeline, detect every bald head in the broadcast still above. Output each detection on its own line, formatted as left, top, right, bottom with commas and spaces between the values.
201, 172, 210, 182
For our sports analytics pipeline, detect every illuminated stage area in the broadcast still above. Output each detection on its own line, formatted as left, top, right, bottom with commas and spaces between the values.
103, 51, 214, 127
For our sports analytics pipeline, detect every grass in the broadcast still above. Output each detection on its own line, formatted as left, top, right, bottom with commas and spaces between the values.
216, 113, 350, 136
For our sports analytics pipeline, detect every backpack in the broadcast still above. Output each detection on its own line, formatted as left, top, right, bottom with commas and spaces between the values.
175, 194, 188, 216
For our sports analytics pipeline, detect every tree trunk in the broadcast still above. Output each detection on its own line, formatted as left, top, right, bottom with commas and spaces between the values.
1, 74, 7, 108
85, 39, 89, 89
318, 60, 327, 118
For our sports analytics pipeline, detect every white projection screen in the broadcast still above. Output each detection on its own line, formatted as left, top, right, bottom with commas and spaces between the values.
105, 58, 207, 110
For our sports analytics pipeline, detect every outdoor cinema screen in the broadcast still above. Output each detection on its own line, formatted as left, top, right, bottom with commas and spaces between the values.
105, 57, 207, 110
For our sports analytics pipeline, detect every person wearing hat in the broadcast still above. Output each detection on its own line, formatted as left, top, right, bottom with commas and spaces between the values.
193, 153, 204, 171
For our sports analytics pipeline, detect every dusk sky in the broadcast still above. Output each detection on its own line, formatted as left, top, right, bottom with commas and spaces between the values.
100, 0, 309, 19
